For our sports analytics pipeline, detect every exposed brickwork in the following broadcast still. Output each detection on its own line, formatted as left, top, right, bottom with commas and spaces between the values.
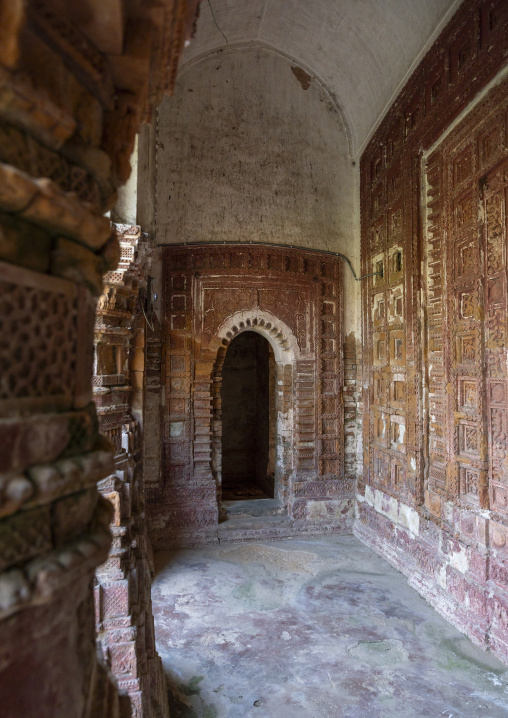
423, 78, 508, 519
0, 1, 201, 716
359, 0, 508, 663
148, 244, 355, 547
93, 224, 169, 718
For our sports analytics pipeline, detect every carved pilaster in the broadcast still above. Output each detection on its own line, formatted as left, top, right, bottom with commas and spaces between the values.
94, 224, 168, 718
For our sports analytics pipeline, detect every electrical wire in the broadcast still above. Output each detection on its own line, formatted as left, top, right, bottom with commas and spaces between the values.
141, 300, 154, 332
207, 0, 228, 44
155, 240, 380, 281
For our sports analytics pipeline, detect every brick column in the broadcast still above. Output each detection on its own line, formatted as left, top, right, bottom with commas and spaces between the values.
93, 225, 169, 718
0, 2, 201, 716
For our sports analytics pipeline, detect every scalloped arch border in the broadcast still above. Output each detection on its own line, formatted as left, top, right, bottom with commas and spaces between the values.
214, 309, 299, 363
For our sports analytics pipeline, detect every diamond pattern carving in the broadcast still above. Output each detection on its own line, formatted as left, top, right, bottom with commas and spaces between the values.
0, 277, 77, 402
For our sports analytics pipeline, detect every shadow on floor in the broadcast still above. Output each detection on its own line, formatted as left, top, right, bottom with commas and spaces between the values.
166, 678, 220, 718
152, 535, 508, 718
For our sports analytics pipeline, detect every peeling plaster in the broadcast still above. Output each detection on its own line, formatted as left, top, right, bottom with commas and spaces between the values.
362, 487, 419, 537
182, 0, 460, 156
448, 547, 469, 575
291, 65, 312, 90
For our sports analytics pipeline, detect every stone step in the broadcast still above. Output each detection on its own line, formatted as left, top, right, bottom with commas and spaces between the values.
222, 498, 285, 518
218, 513, 294, 544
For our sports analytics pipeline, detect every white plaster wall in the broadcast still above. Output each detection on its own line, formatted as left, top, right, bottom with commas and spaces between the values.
156, 47, 359, 334
182, 0, 461, 156
113, 135, 138, 225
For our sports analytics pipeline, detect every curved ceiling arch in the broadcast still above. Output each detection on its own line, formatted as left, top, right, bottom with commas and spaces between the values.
179, 41, 354, 155
182, 0, 461, 156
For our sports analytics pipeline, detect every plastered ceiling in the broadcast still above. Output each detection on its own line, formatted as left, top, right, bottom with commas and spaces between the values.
181, 0, 461, 156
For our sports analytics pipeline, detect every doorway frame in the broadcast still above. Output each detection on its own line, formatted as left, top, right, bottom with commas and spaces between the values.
211, 312, 299, 516
150, 243, 347, 548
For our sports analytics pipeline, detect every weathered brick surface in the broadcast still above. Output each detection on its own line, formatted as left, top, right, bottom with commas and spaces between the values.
359, 0, 508, 664
94, 224, 169, 718
355, 493, 508, 657
149, 244, 354, 547
0, 1, 200, 716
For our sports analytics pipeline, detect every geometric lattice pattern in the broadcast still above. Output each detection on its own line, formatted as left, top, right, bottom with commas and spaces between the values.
0, 120, 100, 207
0, 280, 78, 400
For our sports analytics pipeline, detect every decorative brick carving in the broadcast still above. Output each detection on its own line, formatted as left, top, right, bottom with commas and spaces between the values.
360, 0, 508, 666
420, 83, 508, 514
0, 122, 101, 207
0, 262, 78, 412
151, 244, 347, 546
93, 224, 169, 718
0, 0, 200, 715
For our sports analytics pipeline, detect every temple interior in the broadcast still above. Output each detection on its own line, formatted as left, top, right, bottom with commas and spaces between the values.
1, 0, 508, 716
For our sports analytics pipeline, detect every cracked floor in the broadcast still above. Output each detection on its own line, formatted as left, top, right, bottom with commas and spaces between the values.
152, 535, 508, 718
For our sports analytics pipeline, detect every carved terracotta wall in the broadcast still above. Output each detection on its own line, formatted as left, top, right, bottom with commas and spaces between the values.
0, 1, 200, 716
424, 80, 508, 519
147, 244, 355, 547
358, 0, 508, 662
93, 224, 169, 718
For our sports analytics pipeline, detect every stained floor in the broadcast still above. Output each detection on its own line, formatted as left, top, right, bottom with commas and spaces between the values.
152, 535, 508, 718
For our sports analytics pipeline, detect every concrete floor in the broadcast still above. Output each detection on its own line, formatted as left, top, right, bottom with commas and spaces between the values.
152, 535, 508, 718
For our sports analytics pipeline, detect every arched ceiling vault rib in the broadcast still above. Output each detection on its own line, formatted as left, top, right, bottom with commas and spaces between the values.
178, 41, 354, 157
257, 0, 272, 41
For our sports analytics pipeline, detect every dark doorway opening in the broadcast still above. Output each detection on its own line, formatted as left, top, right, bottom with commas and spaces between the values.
221, 331, 275, 500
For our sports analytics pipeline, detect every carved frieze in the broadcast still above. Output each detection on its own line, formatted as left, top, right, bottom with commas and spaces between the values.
155, 244, 346, 545
361, 0, 508, 508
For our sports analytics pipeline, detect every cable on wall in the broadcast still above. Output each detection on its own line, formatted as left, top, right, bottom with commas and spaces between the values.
207, 0, 228, 44
156, 240, 380, 281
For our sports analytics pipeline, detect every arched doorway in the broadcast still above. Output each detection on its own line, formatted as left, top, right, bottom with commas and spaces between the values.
221, 331, 276, 500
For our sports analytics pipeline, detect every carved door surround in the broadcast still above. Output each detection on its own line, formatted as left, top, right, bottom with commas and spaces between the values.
212, 309, 299, 511
147, 244, 351, 547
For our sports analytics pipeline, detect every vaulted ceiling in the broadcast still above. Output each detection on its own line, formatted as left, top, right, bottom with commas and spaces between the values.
181, 0, 461, 155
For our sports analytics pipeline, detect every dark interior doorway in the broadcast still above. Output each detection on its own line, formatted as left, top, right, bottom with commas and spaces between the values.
221, 331, 275, 500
